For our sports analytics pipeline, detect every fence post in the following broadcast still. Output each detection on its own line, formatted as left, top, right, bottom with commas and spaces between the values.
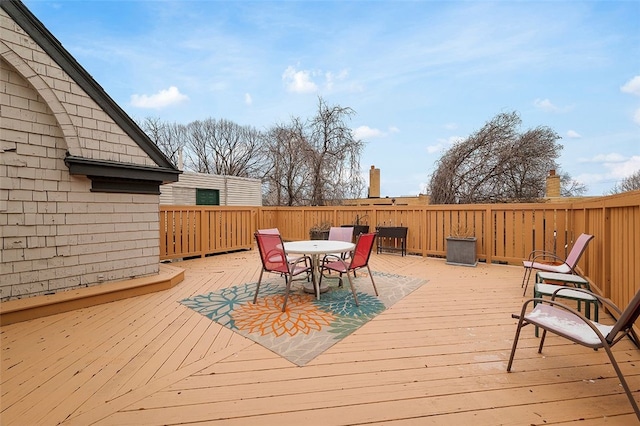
199, 207, 206, 258
603, 204, 611, 297
484, 206, 493, 264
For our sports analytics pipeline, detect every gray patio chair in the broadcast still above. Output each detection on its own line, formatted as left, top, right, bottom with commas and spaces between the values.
507, 287, 640, 420
521, 233, 594, 295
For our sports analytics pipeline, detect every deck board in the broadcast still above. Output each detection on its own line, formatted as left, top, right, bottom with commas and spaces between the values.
2, 250, 639, 425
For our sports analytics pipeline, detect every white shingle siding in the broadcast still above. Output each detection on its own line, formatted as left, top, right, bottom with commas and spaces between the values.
1, 9, 154, 166
160, 172, 262, 206
1, 9, 162, 301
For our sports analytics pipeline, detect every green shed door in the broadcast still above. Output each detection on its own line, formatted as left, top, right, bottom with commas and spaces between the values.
196, 188, 220, 205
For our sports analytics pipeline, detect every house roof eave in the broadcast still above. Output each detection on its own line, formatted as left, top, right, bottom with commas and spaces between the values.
65, 155, 181, 184
1, 0, 178, 171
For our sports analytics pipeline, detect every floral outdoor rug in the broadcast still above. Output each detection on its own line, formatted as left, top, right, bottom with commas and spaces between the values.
180, 272, 427, 366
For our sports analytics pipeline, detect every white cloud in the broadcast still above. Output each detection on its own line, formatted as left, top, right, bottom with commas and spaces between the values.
130, 86, 188, 109
283, 66, 358, 94
353, 125, 398, 140
579, 153, 627, 164
621, 76, 640, 96
444, 123, 458, 130
572, 171, 606, 186
282, 66, 318, 93
426, 145, 442, 154
426, 136, 462, 154
533, 98, 572, 113
612, 155, 640, 178
533, 98, 557, 112
353, 126, 383, 139
621, 77, 640, 126
577, 153, 639, 177
244, 93, 253, 106
566, 130, 581, 138
325, 69, 349, 90
575, 155, 640, 187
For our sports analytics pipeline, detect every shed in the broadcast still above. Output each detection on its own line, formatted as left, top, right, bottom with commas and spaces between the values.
160, 172, 262, 206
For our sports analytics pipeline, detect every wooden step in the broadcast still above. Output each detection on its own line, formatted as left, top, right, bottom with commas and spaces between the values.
0, 264, 184, 325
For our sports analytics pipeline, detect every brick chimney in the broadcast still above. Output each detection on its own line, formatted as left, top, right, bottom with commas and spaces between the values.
369, 165, 380, 198
546, 169, 561, 198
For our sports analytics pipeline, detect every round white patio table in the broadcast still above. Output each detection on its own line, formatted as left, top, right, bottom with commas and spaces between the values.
284, 240, 355, 299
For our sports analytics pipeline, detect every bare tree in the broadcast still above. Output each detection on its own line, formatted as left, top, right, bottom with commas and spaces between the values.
184, 118, 267, 178
560, 171, 588, 197
306, 97, 365, 205
184, 119, 211, 174
138, 98, 365, 206
262, 118, 310, 206
610, 169, 640, 194
262, 99, 366, 206
428, 111, 564, 204
138, 117, 186, 167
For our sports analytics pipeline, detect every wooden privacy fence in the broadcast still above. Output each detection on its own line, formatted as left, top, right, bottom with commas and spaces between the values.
159, 206, 257, 260
160, 190, 639, 307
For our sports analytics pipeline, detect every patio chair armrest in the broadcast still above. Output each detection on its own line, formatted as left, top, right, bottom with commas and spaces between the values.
265, 249, 287, 263
549, 286, 598, 302
549, 287, 623, 316
526, 249, 555, 261
320, 255, 351, 275
530, 252, 565, 264
320, 254, 343, 265
287, 254, 312, 268
521, 297, 607, 340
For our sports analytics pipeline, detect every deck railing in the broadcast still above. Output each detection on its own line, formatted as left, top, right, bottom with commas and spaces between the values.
160, 190, 639, 307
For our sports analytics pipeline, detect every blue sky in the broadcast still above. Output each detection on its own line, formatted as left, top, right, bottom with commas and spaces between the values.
25, 0, 640, 197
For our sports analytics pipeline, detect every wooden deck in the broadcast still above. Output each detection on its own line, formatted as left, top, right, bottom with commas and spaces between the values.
2, 251, 639, 425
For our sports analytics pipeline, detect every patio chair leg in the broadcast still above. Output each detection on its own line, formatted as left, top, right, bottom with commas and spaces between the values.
345, 274, 359, 307
281, 275, 292, 312
603, 344, 640, 420
629, 328, 640, 349
538, 329, 547, 353
366, 265, 378, 296
522, 268, 532, 296
253, 269, 265, 304
507, 317, 526, 372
